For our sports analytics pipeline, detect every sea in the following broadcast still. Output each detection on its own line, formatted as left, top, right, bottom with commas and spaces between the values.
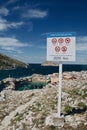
0, 64, 87, 91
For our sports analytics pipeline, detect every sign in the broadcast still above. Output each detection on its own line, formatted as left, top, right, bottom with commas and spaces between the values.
47, 32, 76, 61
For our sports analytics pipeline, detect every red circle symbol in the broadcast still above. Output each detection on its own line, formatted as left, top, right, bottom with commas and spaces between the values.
52, 38, 57, 45
61, 46, 67, 52
65, 38, 71, 43
58, 38, 64, 43
55, 46, 60, 52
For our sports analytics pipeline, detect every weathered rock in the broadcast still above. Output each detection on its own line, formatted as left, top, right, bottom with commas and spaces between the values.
63, 73, 76, 80
45, 114, 65, 128
51, 76, 58, 84
65, 115, 75, 123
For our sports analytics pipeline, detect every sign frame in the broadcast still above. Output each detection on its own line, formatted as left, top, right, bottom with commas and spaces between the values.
47, 32, 76, 62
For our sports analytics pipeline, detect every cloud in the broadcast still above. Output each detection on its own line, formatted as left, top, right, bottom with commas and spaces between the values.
76, 36, 87, 51
38, 46, 46, 49
22, 9, 47, 19
0, 17, 24, 31
5, 0, 20, 6
1, 46, 15, 51
41, 32, 49, 36
77, 36, 87, 43
76, 43, 87, 51
12, 6, 21, 11
0, 37, 28, 47
0, 37, 32, 53
0, 7, 9, 16
9, 22, 24, 28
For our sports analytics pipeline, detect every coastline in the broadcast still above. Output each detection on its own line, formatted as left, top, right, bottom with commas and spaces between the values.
0, 71, 87, 129
0, 64, 87, 81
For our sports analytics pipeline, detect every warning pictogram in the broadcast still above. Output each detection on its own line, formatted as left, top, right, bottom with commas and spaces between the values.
52, 38, 57, 45
61, 46, 67, 52
55, 46, 60, 52
58, 38, 64, 43
65, 38, 71, 43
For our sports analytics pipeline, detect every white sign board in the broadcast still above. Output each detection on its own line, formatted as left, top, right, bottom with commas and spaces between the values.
47, 32, 76, 61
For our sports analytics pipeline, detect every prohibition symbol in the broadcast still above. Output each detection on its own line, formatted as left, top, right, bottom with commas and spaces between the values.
61, 46, 67, 52
65, 38, 71, 43
55, 46, 60, 52
58, 38, 64, 43
52, 38, 57, 45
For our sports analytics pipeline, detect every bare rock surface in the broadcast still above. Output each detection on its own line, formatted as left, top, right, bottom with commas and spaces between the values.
0, 71, 87, 130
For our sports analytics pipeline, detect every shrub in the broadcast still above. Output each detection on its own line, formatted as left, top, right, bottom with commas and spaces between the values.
78, 102, 87, 109
64, 105, 73, 114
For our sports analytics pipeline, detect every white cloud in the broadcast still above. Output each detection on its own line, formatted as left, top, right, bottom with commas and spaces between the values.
0, 17, 24, 31
76, 43, 87, 51
0, 18, 7, 31
38, 46, 46, 49
1, 46, 15, 51
77, 36, 87, 43
41, 32, 49, 36
9, 22, 24, 28
5, 0, 20, 6
76, 36, 87, 51
0, 37, 32, 54
0, 8, 9, 16
0, 37, 28, 47
12, 6, 20, 11
22, 9, 47, 19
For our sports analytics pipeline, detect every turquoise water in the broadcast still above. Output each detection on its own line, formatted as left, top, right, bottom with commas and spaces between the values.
15, 82, 46, 91
0, 64, 87, 91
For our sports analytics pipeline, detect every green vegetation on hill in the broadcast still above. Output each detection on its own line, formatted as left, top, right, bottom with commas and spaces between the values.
0, 53, 28, 70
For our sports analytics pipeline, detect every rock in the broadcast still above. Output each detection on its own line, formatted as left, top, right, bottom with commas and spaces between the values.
63, 73, 76, 80
0, 91, 5, 101
6, 82, 15, 90
65, 115, 75, 123
2, 77, 15, 83
51, 76, 58, 84
45, 114, 65, 128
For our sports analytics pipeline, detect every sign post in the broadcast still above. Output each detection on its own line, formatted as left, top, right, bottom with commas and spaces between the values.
47, 32, 76, 117
58, 62, 62, 117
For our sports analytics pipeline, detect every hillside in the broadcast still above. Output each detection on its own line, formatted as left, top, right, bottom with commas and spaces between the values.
0, 53, 28, 70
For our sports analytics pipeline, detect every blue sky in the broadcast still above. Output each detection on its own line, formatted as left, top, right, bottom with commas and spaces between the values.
0, 0, 87, 64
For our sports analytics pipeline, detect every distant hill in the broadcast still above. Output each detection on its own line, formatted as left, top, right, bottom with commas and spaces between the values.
0, 53, 28, 70
41, 61, 58, 66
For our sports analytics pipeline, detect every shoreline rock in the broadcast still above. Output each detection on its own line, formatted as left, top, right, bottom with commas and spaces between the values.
0, 71, 87, 130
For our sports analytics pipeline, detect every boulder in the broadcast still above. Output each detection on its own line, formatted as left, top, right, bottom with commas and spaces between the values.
63, 73, 76, 80
45, 114, 65, 128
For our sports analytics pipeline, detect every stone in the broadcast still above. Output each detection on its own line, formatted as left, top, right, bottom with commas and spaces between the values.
45, 114, 65, 128
65, 115, 75, 123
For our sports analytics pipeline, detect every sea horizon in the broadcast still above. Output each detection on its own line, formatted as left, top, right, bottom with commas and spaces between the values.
0, 64, 87, 81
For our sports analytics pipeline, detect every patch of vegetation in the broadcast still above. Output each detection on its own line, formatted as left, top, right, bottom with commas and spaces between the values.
41, 125, 60, 130
77, 102, 87, 109
69, 89, 79, 97
10, 113, 23, 126
64, 105, 73, 114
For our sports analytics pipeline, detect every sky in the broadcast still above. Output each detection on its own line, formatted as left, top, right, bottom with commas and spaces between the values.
0, 0, 87, 64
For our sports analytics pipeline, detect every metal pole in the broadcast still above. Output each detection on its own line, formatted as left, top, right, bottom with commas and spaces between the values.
58, 62, 62, 117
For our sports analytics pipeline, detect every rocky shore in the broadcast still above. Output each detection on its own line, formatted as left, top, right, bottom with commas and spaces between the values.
0, 71, 87, 130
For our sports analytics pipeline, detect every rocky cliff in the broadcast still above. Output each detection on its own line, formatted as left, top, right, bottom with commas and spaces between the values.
0, 53, 28, 70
